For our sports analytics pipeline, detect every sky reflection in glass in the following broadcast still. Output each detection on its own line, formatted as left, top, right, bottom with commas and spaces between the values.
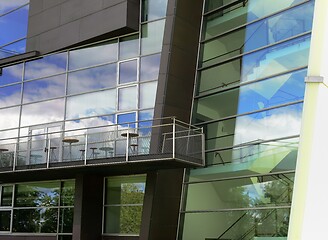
119, 60, 138, 84
23, 74, 66, 103
140, 53, 160, 81
0, 84, 21, 107
24, 52, 67, 80
68, 63, 117, 95
69, 41, 118, 70
0, 64, 23, 86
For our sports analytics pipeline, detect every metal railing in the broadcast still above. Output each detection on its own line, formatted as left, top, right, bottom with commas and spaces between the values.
0, 117, 205, 172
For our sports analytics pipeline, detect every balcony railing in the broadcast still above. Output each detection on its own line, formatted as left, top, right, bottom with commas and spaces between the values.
0, 117, 205, 173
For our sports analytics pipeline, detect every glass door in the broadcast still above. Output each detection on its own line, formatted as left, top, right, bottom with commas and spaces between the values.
26, 123, 63, 166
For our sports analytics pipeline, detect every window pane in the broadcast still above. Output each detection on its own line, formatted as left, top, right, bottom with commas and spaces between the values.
13, 208, 58, 233
0, 5, 29, 46
69, 40, 118, 70
0, 106, 20, 130
119, 60, 138, 84
118, 86, 137, 110
0, 211, 11, 232
142, 0, 168, 22
1, 185, 13, 207
65, 115, 115, 131
119, 34, 139, 60
207, 137, 298, 172
140, 53, 160, 81
59, 208, 74, 233
241, 35, 310, 82
186, 173, 294, 211
14, 182, 60, 207
24, 52, 67, 80
21, 99, 65, 127
0, 63, 23, 86
0, 1, 29, 15
202, 0, 315, 68
117, 112, 136, 127
68, 63, 117, 95
104, 206, 143, 234
23, 74, 66, 103
204, 0, 235, 13
181, 208, 290, 240
66, 90, 116, 119
140, 81, 157, 109
61, 180, 75, 206
0, 84, 21, 107
203, 0, 306, 40
105, 175, 146, 205
141, 20, 165, 55
195, 69, 306, 119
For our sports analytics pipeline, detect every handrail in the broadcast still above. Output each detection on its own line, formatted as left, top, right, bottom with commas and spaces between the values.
217, 212, 247, 239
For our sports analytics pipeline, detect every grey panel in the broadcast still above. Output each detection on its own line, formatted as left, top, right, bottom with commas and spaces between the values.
27, 0, 140, 54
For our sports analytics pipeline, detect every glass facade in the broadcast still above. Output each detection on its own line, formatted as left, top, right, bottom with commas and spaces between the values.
179, 0, 315, 239
0, 0, 29, 59
0, 180, 74, 238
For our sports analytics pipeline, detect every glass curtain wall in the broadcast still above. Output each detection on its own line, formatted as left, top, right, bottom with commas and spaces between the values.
0, 0, 29, 59
0, 180, 75, 239
0, 0, 168, 166
179, 0, 315, 239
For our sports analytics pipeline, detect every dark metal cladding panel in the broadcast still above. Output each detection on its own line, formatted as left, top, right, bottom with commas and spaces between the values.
27, 0, 140, 54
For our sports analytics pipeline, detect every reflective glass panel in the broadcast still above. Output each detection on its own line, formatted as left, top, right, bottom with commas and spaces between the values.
0, 1, 29, 15
1, 186, 13, 207
0, 211, 11, 232
140, 53, 160, 81
0, 39, 26, 58
61, 180, 75, 206
181, 208, 290, 240
0, 5, 29, 47
201, 2, 314, 67
67, 63, 117, 95
117, 112, 136, 127
0, 63, 23, 86
24, 52, 67, 80
119, 60, 138, 84
66, 90, 116, 119
203, 0, 306, 40
119, 34, 139, 60
118, 86, 137, 110
105, 175, 146, 205
23, 74, 66, 103
186, 173, 294, 211
0, 106, 20, 130
141, 20, 165, 55
65, 115, 115, 131
142, 0, 168, 22
140, 81, 157, 109
206, 137, 299, 172
14, 182, 60, 207
20, 98, 65, 127
59, 208, 74, 233
195, 69, 306, 119
13, 208, 58, 233
241, 35, 311, 83
0, 84, 21, 107
69, 40, 118, 70
104, 206, 143, 234
204, 0, 235, 12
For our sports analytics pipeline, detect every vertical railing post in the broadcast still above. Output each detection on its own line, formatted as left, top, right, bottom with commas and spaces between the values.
201, 127, 205, 166
126, 124, 130, 162
84, 132, 88, 165
46, 138, 51, 168
173, 117, 176, 159
13, 142, 17, 171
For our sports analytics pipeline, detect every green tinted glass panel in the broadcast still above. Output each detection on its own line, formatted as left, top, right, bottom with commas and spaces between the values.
13, 208, 58, 233
203, 0, 306, 40
185, 173, 294, 210
104, 205, 143, 234
61, 180, 75, 206
14, 182, 60, 207
181, 208, 290, 240
1, 185, 13, 206
59, 208, 74, 233
0, 211, 11, 231
141, 20, 165, 55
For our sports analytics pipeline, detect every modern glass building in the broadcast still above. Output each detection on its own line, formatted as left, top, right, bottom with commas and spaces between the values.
0, 0, 325, 239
